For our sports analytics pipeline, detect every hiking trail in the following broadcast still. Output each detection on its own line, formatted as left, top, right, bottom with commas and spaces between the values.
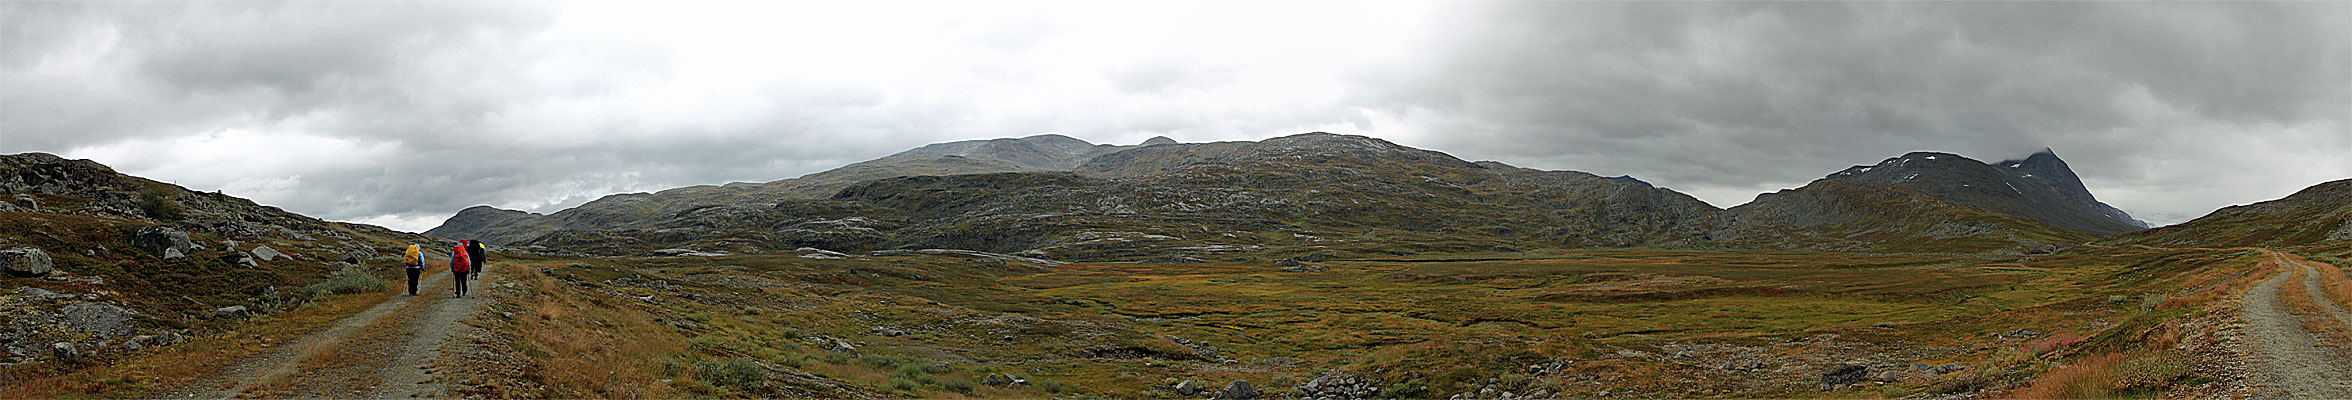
2237, 250, 2352, 399
165, 253, 501, 399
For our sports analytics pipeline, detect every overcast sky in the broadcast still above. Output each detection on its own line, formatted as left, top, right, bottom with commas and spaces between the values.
3, 1, 2347, 232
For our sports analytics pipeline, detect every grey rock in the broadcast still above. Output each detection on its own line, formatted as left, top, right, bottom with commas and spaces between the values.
1, 247, 54, 277
50, 342, 77, 360
12, 194, 37, 211
1214, 380, 1257, 400
250, 246, 284, 262
214, 306, 251, 319
1821, 364, 1868, 388
60, 302, 135, 338
224, 252, 258, 269
1871, 370, 1900, 382
162, 247, 185, 259
132, 226, 193, 255
1173, 380, 1200, 396
15, 287, 59, 299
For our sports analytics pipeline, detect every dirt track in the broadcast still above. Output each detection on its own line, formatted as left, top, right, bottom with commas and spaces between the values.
2238, 251, 2352, 399
164, 256, 499, 399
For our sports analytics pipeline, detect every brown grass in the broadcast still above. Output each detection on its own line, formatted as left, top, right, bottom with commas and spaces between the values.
502, 264, 688, 398
0, 289, 394, 398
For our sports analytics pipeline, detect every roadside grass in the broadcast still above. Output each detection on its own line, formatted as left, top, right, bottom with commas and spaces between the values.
0, 287, 396, 398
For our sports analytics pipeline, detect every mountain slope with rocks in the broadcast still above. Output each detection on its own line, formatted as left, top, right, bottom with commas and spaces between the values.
2101, 178, 2352, 248
1718, 150, 2144, 253
426, 135, 1164, 245
0, 152, 438, 366
512, 133, 1731, 259
1813, 150, 2146, 236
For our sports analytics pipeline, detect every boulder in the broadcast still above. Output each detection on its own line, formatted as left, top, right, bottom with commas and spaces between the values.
1, 247, 54, 277
12, 194, 37, 211
250, 246, 284, 262
60, 302, 135, 338
222, 252, 259, 269
1214, 380, 1258, 400
132, 226, 194, 255
162, 247, 185, 259
50, 342, 77, 360
214, 306, 251, 319
1173, 380, 1200, 396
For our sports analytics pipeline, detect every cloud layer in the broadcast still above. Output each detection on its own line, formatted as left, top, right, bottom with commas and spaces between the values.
3, 1, 2345, 231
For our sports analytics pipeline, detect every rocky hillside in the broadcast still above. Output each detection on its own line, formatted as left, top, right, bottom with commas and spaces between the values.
1720, 150, 2142, 253
0, 152, 437, 365
515, 133, 1730, 259
2101, 178, 2352, 248
426, 135, 1167, 245
1815, 150, 2146, 236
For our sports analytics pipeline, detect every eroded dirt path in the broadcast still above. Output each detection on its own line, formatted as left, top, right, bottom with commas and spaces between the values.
166, 256, 502, 399
2239, 251, 2352, 399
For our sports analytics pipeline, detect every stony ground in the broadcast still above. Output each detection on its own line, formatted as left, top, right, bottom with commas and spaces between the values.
162, 257, 507, 399
2236, 251, 2352, 399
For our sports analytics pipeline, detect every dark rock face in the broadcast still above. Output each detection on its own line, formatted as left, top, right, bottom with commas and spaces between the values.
1, 247, 53, 277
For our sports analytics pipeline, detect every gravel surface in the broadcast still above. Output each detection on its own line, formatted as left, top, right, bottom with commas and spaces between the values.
2238, 252, 2352, 399
164, 252, 505, 399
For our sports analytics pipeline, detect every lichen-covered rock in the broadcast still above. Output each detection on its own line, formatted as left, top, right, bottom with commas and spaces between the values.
251, 246, 285, 262
132, 225, 194, 256
1, 247, 54, 277
214, 306, 251, 319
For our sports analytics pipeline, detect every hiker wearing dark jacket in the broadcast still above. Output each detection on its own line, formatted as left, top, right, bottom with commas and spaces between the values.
466, 239, 486, 280
403, 244, 424, 295
451, 242, 472, 298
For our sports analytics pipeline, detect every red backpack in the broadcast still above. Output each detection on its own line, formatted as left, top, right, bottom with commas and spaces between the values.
451, 245, 471, 273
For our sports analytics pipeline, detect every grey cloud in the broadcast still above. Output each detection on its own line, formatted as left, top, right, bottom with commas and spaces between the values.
3, 1, 2344, 232
1355, 2, 2350, 221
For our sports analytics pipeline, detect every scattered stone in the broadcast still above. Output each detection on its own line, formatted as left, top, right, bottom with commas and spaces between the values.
251, 246, 285, 262
1, 247, 55, 277
1173, 380, 1200, 396
1214, 380, 1258, 400
1138, 256, 1206, 264
214, 305, 252, 319
162, 247, 185, 259
982, 373, 1024, 386
15, 287, 59, 299
1871, 370, 1900, 382
1821, 364, 1869, 388
649, 248, 729, 257
131, 226, 193, 256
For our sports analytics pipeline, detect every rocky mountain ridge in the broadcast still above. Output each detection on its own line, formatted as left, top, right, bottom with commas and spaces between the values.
430, 132, 2164, 257
426, 135, 1167, 245
2101, 178, 2352, 248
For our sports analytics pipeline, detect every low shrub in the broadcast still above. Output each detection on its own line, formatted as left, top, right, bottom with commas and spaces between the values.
302, 267, 387, 298
695, 357, 768, 392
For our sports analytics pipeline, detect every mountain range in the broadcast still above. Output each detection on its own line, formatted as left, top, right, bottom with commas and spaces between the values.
424, 132, 2336, 258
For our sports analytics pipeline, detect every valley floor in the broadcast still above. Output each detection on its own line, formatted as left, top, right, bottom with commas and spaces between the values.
21, 245, 2352, 399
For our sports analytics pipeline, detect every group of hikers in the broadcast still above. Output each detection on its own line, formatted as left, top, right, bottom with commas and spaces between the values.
397, 239, 487, 298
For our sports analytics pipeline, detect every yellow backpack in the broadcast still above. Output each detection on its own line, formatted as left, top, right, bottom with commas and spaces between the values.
402, 244, 422, 267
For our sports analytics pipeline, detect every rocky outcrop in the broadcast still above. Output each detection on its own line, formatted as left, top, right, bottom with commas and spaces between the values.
1, 247, 53, 277
132, 226, 193, 256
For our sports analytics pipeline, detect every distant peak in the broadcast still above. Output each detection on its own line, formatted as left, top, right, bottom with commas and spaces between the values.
1018, 134, 1093, 145
1141, 136, 1178, 146
1607, 175, 1654, 188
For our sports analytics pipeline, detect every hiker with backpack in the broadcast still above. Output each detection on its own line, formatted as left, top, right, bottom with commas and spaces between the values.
402, 244, 424, 295
450, 241, 471, 298
466, 239, 486, 280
